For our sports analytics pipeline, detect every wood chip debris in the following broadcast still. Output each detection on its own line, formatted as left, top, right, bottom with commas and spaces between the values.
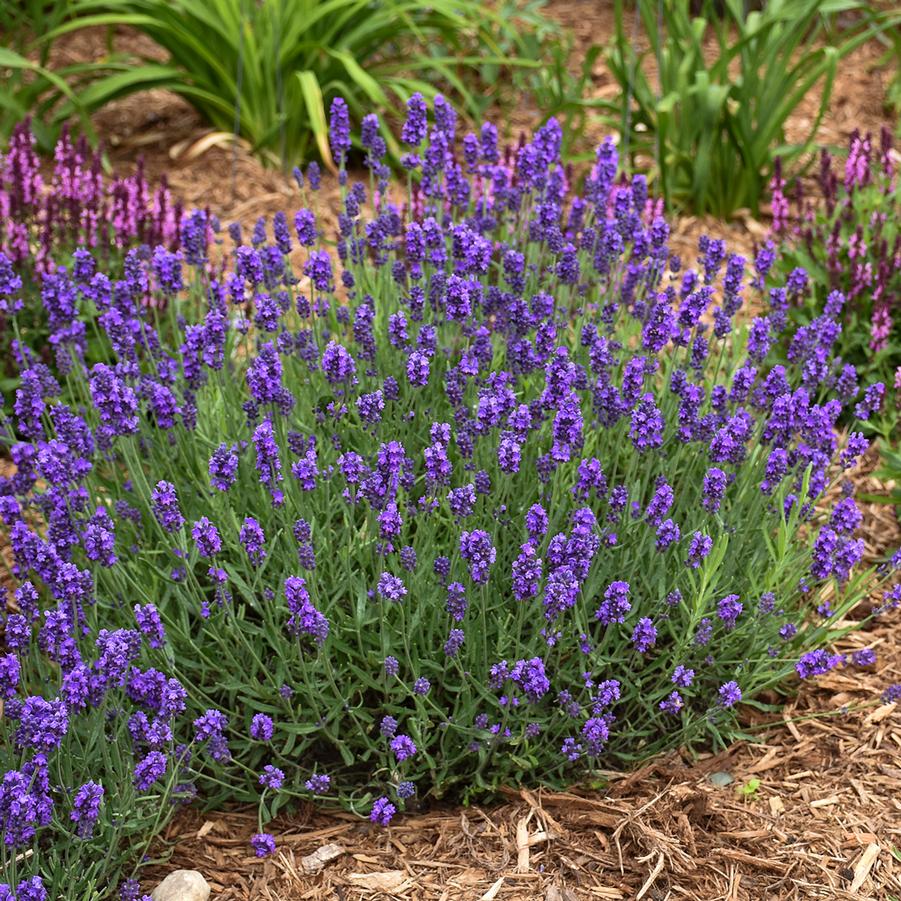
635, 852, 664, 900
300, 843, 345, 875
479, 877, 505, 900
849, 842, 880, 893
345, 870, 409, 892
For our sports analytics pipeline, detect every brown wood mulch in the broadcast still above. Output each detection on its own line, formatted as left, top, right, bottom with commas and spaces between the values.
8, 3, 901, 898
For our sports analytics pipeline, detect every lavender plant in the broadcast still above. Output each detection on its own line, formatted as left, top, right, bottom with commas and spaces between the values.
2, 96, 899, 883
0, 122, 209, 406
0, 611, 192, 899
0, 122, 186, 274
770, 127, 899, 434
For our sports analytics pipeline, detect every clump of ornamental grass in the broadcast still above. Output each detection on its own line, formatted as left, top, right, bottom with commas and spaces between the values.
2, 95, 899, 883
770, 126, 899, 435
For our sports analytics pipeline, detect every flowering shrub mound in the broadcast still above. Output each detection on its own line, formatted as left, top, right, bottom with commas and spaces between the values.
2, 97, 899, 888
770, 127, 899, 420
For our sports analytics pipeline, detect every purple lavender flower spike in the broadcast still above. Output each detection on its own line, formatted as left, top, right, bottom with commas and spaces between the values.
370, 797, 396, 826
251, 832, 276, 857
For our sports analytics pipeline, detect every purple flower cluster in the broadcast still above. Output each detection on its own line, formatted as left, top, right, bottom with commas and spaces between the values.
596, 581, 631, 625
284, 576, 329, 646
0, 122, 190, 277
251, 714, 274, 742
460, 530, 496, 584
251, 832, 276, 857
2, 95, 896, 884
772, 127, 899, 404
70, 780, 104, 838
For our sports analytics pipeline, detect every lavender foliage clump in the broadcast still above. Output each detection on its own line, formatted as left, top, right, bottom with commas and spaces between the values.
1, 99, 897, 894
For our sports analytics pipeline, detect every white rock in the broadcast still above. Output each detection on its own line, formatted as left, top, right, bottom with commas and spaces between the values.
151, 870, 211, 901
